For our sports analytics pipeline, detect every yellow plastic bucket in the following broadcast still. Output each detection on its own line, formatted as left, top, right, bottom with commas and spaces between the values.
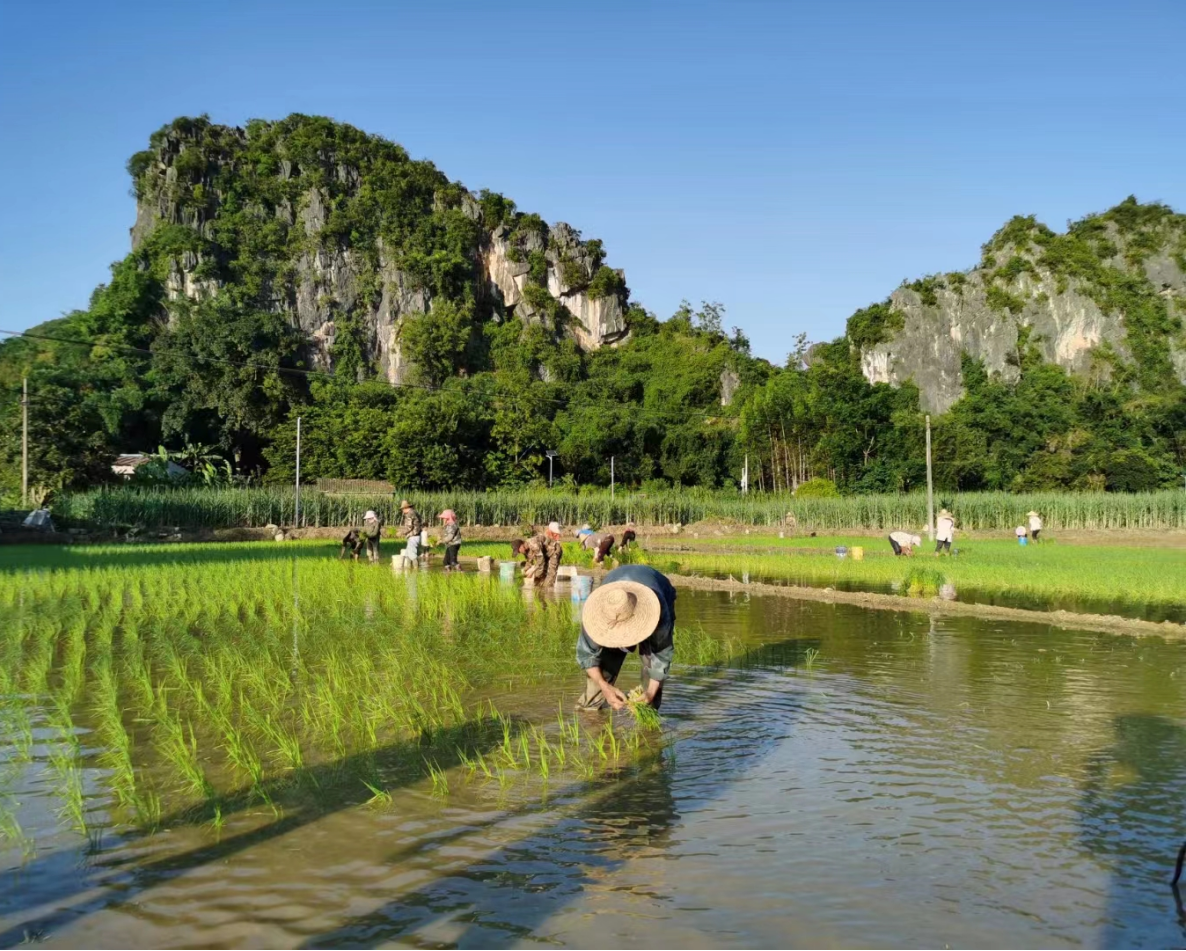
851, 546, 864, 561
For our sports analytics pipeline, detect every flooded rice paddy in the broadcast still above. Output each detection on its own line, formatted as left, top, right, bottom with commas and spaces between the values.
1, 544, 1184, 948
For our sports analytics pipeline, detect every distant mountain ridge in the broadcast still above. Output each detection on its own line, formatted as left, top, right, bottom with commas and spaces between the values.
853, 198, 1186, 412
129, 114, 633, 384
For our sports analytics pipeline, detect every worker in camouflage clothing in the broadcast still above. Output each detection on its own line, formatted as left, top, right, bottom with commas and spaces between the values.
512, 521, 564, 587
398, 499, 423, 560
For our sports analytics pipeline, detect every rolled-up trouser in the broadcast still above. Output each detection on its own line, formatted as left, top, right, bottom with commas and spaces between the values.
443, 544, 460, 568
403, 535, 419, 559
576, 648, 664, 711
366, 535, 380, 562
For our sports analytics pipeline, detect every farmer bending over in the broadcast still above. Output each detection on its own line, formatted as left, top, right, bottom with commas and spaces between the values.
512, 521, 563, 587
339, 529, 365, 561
576, 565, 676, 711
581, 530, 616, 565
888, 530, 920, 556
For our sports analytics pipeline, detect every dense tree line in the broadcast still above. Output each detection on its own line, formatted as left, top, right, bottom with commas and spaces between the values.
1, 116, 1184, 500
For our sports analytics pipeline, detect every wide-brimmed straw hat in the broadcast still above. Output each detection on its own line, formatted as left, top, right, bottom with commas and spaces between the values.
364, 510, 377, 520
583, 580, 662, 649
1027, 510, 1039, 517
438, 509, 456, 520
399, 499, 411, 509
938, 508, 952, 518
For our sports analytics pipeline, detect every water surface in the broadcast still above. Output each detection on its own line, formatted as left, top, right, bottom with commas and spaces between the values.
2, 581, 1185, 948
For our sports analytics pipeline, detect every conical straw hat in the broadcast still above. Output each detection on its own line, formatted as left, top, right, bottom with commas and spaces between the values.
582, 580, 662, 649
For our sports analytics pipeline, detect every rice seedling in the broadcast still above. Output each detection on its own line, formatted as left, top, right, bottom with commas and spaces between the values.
624, 687, 663, 730
0, 540, 728, 856
661, 540, 1186, 620
362, 781, 393, 808
425, 759, 449, 798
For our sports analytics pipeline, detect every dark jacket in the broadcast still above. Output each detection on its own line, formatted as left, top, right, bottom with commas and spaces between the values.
577, 565, 676, 681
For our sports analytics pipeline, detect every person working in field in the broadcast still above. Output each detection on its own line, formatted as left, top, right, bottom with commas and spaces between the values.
935, 508, 955, 556
512, 522, 564, 587
361, 509, 384, 563
398, 499, 423, 561
888, 530, 921, 556
576, 564, 676, 711
340, 528, 365, 561
581, 529, 615, 565
620, 524, 637, 549
438, 509, 462, 571
1028, 510, 1043, 542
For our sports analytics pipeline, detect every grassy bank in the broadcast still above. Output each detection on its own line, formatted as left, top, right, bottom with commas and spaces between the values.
633, 537, 1186, 623
54, 486, 1186, 532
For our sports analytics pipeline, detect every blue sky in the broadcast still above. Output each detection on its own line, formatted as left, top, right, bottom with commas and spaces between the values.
1, 0, 1183, 363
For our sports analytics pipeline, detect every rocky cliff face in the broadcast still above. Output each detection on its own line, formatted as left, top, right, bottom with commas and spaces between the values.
857, 201, 1186, 412
129, 116, 631, 384
481, 222, 627, 352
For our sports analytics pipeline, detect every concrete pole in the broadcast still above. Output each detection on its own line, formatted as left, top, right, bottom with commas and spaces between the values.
21, 377, 28, 509
610, 456, 614, 501
294, 416, 302, 528
925, 414, 934, 540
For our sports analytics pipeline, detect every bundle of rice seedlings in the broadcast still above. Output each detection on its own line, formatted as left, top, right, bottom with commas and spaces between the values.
625, 685, 662, 729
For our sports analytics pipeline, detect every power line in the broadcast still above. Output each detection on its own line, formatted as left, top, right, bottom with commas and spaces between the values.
0, 326, 740, 423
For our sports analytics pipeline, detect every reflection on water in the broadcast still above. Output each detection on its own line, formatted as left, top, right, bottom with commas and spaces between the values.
2, 584, 1185, 948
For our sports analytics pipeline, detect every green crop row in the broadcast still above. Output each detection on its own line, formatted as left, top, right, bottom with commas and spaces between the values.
54, 486, 1186, 531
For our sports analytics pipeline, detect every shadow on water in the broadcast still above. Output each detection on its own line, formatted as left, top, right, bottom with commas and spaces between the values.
1, 612, 819, 949
0, 716, 512, 946
1077, 714, 1186, 946
301, 641, 818, 949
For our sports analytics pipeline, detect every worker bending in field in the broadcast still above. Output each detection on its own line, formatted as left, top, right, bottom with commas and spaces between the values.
576, 565, 676, 711
340, 529, 365, 561
888, 530, 921, 556
512, 521, 564, 587
581, 530, 615, 565
1027, 510, 1043, 542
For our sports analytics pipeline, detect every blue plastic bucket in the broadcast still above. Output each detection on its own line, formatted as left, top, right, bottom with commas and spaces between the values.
570, 574, 593, 601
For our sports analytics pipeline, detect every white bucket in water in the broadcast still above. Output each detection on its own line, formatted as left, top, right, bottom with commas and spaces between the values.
499, 560, 517, 582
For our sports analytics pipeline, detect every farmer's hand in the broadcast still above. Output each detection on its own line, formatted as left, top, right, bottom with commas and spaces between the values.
602, 683, 628, 710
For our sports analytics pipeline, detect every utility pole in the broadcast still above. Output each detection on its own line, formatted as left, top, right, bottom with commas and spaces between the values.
546, 450, 557, 488
610, 456, 615, 501
294, 416, 302, 528
925, 414, 934, 540
21, 377, 28, 509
